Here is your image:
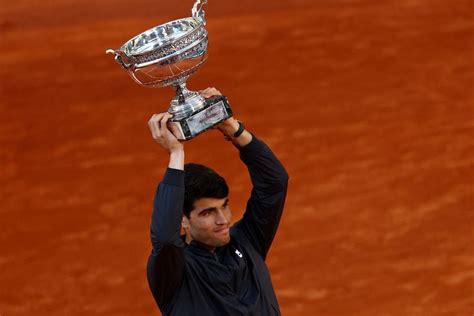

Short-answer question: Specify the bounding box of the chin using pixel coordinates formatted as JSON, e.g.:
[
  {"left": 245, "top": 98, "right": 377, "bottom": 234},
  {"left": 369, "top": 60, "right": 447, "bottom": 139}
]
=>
[{"left": 216, "top": 236, "right": 231, "bottom": 247}]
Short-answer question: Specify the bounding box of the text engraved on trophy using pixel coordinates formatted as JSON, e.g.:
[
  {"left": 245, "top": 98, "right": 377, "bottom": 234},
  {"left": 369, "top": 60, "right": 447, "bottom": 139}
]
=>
[{"left": 186, "top": 101, "right": 228, "bottom": 136}]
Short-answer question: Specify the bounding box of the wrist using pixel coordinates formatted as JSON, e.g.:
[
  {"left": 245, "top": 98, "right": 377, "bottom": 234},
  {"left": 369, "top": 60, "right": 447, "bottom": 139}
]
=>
[
  {"left": 218, "top": 118, "right": 240, "bottom": 138},
  {"left": 232, "top": 121, "right": 245, "bottom": 138},
  {"left": 169, "top": 149, "right": 184, "bottom": 170}
]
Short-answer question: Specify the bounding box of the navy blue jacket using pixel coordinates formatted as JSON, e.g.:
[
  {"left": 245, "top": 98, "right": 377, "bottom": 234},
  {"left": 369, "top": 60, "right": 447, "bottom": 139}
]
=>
[{"left": 147, "top": 136, "right": 289, "bottom": 316}]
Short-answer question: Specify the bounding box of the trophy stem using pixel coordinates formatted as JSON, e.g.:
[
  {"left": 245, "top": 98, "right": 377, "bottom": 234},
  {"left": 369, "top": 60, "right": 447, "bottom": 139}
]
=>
[
  {"left": 169, "top": 81, "right": 206, "bottom": 121},
  {"left": 175, "top": 82, "right": 189, "bottom": 104}
]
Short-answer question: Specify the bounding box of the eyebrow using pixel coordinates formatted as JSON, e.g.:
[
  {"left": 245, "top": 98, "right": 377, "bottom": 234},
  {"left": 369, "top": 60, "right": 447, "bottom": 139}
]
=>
[{"left": 198, "top": 198, "right": 229, "bottom": 215}]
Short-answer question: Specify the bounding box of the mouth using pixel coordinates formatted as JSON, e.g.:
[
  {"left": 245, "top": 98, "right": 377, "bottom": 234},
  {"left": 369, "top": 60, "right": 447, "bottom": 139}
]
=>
[{"left": 214, "top": 227, "right": 229, "bottom": 234}]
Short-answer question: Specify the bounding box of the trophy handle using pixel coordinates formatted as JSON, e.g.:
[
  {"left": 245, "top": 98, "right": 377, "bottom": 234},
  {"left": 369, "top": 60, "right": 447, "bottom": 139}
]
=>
[
  {"left": 106, "top": 49, "right": 136, "bottom": 70},
  {"left": 192, "top": 0, "right": 207, "bottom": 24}
]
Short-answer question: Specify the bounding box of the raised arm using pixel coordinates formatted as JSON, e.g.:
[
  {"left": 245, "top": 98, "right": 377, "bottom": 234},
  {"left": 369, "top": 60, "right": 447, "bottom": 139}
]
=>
[
  {"left": 209, "top": 90, "right": 288, "bottom": 260},
  {"left": 235, "top": 135, "right": 288, "bottom": 259},
  {"left": 146, "top": 113, "right": 186, "bottom": 308}
]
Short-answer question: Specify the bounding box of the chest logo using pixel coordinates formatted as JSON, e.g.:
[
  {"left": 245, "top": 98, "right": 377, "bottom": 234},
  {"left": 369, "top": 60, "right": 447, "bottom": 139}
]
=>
[{"left": 235, "top": 249, "right": 243, "bottom": 258}]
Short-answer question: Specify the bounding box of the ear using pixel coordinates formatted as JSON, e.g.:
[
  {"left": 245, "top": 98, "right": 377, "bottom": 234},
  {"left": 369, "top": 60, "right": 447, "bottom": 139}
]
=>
[{"left": 181, "top": 215, "right": 190, "bottom": 229}]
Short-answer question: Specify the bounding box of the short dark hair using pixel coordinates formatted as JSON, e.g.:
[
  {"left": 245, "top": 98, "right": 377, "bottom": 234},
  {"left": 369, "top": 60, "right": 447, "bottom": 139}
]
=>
[{"left": 183, "top": 163, "right": 229, "bottom": 218}]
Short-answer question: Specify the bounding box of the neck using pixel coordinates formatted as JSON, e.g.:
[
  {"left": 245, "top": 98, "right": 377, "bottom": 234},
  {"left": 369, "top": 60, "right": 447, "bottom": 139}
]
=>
[
  {"left": 185, "top": 234, "right": 216, "bottom": 253},
  {"left": 185, "top": 233, "right": 193, "bottom": 245}
]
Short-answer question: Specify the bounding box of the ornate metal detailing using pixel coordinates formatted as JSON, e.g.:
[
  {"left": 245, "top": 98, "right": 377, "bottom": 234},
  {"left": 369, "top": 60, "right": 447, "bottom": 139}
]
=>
[{"left": 133, "top": 26, "right": 207, "bottom": 66}]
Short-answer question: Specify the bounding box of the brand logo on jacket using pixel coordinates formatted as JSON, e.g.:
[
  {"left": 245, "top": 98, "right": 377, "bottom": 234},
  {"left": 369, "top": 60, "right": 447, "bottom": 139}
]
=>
[{"left": 235, "top": 249, "right": 243, "bottom": 258}]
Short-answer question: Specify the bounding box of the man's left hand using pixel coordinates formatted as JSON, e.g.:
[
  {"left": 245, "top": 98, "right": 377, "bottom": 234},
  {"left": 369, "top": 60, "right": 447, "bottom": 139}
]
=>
[{"left": 198, "top": 87, "right": 239, "bottom": 137}]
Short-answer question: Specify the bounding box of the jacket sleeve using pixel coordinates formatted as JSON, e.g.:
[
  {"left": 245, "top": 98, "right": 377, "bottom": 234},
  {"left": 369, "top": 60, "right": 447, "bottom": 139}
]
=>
[
  {"left": 233, "top": 136, "right": 289, "bottom": 260},
  {"left": 146, "top": 168, "right": 186, "bottom": 308}
]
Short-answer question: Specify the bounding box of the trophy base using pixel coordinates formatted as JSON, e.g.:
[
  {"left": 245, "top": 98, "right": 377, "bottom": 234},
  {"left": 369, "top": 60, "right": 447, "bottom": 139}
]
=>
[{"left": 169, "top": 95, "right": 233, "bottom": 140}]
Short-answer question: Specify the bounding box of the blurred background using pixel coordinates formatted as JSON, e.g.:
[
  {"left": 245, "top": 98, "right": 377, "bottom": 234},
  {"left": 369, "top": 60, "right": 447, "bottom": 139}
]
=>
[{"left": 0, "top": 0, "right": 472, "bottom": 315}]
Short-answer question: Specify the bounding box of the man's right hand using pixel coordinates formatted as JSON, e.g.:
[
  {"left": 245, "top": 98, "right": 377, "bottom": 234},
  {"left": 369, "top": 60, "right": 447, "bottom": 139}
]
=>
[{"left": 148, "top": 113, "right": 184, "bottom": 170}]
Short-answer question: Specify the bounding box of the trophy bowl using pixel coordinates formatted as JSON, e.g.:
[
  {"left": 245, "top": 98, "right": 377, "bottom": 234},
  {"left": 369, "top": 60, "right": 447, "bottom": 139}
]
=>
[
  {"left": 107, "top": 0, "right": 233, "bottom": 140},
  {"left": 107, "top": 17, "right": 208, "bottom": 88}
]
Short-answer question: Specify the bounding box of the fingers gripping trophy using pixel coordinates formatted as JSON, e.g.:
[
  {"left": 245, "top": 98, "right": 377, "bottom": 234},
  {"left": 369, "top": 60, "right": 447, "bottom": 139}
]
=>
[{"left": 106, "top": 0, "right": 232, "bottom": 140}]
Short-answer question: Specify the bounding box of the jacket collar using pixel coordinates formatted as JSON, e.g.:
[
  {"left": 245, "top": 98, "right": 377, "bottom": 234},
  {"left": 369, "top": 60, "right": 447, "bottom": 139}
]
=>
[{"left": 183, "top": 236, "right": 228, "bottom": 259}]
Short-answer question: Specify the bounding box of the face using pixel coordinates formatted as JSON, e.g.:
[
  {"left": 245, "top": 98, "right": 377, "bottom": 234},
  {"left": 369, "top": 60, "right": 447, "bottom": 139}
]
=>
[{"left": 182, "top": 197, "right": 231, "bottom": 251}]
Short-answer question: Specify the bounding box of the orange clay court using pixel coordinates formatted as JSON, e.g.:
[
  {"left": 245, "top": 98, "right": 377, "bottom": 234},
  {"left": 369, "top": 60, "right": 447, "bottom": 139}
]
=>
[{"left": 0, "top": 0, "right": 472, "bottom": 315}]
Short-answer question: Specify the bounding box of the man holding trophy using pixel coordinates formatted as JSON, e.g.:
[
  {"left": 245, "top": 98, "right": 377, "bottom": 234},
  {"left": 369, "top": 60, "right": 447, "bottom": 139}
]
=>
[{"left": 107, "top": 1, "right": 289, "bottom": 315}]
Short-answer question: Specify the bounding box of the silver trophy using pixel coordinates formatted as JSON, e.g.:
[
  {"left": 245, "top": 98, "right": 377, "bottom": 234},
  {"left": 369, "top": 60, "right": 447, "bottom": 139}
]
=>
[{"left": 106, "top": 0, "right": 232, "bottom": 140}]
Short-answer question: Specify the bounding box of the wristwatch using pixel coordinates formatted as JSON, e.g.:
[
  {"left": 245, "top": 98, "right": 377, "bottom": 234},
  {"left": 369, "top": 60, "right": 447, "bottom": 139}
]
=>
[{"left": 233, "top": 121, "right": 245, "bottom": 138}]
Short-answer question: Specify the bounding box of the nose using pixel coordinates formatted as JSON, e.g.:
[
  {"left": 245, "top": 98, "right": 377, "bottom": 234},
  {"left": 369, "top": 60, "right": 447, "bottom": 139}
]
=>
[{"left": 215, "top": 209, "right": 229, "bottom": 225}]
